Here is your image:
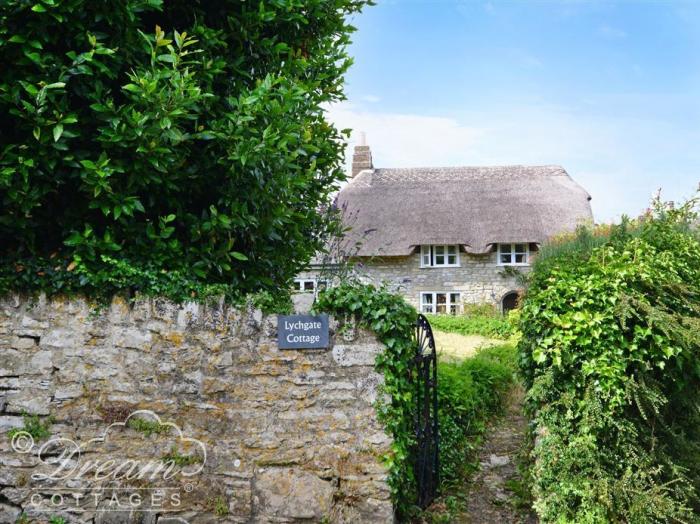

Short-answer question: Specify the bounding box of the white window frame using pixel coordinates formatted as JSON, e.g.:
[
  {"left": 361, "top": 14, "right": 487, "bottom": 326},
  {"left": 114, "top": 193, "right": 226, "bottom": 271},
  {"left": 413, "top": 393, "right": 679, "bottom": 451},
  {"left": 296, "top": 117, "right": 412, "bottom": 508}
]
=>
[
  {"left": 419, "top": 245, "right": 460, "bottom": 268},
  {"left": 419, "top": 291, "right": 462, "bottom": 315},
  {"left": 497, "top": 243, "right": 530, "bottom": 266},
  {"left": 293, "top": 278, "right": 329, "bottom": 294}
]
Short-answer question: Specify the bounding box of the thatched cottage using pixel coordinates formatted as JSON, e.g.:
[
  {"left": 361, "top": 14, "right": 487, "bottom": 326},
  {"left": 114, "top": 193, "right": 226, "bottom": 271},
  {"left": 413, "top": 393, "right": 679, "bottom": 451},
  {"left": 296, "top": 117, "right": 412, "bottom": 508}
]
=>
[{"left": 296, "top": 141, "right": 593, "bottom": 314}]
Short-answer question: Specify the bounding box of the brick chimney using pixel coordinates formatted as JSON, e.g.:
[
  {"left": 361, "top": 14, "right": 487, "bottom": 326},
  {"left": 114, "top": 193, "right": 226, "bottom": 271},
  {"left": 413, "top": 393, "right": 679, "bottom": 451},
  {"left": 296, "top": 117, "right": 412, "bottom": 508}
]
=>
[{"left": 351, "top": 132, "right": 373, "bottom": 177}]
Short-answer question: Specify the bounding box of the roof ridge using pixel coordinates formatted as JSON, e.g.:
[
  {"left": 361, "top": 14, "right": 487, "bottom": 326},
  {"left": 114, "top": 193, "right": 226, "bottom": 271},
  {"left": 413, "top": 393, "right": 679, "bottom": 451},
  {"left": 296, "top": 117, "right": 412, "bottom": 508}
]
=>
[
  {"left": 375, "top": 164, "right": 565, "bottom": 171},
  {"left": 371, "top": 164, "right": 568, "bottom": 176}
]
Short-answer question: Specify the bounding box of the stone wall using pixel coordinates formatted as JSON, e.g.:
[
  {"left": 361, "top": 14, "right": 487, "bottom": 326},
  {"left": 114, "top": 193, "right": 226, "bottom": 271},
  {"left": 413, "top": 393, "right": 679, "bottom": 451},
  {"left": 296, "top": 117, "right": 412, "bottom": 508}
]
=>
[
  {"left": 297, "top": 249, "right": 528, "bottom": 312},
  {"left": 0, "top": 295, "right": 393, "bottom": 523}
]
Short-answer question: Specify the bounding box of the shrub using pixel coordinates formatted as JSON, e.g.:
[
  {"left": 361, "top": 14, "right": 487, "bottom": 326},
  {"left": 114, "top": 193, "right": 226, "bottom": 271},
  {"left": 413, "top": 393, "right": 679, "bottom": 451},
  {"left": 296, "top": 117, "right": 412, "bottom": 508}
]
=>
[
  {"left": 437, "top": 344, "right": 516, "bottom": 484},
  {"left": 0, "top": 0, "right": 370, "bottom": 301},
  {"left": 519, "top": 196, "right": 700, "bottom": 522}
]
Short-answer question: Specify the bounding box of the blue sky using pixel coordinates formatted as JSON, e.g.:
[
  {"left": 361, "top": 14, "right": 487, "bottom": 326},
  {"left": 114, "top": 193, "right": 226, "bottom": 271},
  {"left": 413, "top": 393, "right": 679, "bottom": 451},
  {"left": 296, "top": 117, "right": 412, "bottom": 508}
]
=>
[{"left": 328, "top": 0, "right": 700, "bottom": 222}]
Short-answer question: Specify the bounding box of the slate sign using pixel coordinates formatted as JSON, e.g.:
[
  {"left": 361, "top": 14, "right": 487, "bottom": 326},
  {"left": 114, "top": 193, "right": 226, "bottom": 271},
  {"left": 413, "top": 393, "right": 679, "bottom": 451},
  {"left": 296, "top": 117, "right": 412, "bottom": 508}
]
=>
[{"left": 277, "top": 314, "right": 329, "bottom": 349}]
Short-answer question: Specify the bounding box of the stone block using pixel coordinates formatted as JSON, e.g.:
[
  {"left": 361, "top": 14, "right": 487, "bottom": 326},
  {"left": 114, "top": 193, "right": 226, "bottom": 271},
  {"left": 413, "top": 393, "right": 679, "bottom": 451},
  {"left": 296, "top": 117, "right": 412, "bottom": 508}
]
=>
[
  {"left": 332, "top": 343, "right": 380, "bottom": 367},
  {"left": 255, "top": 468, "right": 334, "bottom": 520}
]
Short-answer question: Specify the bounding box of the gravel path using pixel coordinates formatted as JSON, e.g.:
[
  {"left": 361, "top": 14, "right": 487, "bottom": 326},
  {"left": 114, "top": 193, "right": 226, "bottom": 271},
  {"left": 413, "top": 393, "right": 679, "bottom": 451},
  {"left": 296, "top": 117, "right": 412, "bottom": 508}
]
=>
[{"left": 458, "top": 386, "right": 538, "bottom": 524}]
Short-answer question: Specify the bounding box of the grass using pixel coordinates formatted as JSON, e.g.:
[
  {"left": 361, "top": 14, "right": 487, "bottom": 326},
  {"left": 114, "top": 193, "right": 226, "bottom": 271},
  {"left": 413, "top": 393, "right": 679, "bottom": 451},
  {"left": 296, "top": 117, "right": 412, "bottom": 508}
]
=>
[{"left": 432, "top": 329, "right": 502, "bottom": 361}]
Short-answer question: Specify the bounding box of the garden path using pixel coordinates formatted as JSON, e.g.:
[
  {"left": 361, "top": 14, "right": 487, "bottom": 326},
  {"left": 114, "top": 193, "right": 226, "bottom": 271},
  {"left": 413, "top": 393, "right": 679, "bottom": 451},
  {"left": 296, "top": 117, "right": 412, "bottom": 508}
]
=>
[{"left": 458, "top": 385, "right": 537, "bottom": 523}]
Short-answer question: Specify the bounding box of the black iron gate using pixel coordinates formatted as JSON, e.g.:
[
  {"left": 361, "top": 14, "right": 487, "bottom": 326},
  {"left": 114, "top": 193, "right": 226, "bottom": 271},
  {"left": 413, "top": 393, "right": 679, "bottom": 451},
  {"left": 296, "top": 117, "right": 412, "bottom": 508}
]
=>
[{"left": 411, "top": 314, "right": 439, "bottom": 508}]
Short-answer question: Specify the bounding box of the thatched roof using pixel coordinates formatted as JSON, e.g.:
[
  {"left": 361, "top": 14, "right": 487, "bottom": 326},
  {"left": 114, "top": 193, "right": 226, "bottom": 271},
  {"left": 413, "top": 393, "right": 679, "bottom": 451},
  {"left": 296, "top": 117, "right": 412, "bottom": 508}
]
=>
[{"left": 337, "top": 165, "right": 593, "bottom": 256}]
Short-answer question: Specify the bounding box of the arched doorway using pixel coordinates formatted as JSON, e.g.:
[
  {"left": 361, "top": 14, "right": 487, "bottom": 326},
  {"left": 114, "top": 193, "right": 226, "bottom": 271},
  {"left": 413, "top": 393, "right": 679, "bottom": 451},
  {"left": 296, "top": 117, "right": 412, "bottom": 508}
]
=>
[{"left": 501, "top": 291, "right": 519, "bottom": 314}]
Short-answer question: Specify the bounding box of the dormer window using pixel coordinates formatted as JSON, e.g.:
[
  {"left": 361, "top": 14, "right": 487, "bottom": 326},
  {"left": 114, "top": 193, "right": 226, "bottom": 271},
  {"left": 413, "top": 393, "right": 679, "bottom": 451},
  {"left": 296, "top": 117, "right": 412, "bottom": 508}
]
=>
[
  {"left": 420, "top": 245, "right": 460, "bottom": 268},
  {"left": 497, "top": 243, "right": 529, "bottom": 266}
]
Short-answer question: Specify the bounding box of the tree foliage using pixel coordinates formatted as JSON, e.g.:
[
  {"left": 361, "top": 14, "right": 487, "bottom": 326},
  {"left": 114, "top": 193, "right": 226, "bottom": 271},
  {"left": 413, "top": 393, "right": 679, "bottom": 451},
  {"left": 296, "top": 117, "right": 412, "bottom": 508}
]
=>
[
  {"left": 519, "top": 197, "right": 700, "bottom": 522},
  {"left": 0, "top": 0, "right": 369, "bottom": 299}
]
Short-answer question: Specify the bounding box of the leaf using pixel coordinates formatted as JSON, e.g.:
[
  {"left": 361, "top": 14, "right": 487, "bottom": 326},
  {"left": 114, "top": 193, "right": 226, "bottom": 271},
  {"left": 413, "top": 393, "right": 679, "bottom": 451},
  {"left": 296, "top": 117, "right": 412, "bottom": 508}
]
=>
[
  {"left": 66, "top": 261, "right": 77, "bottom": 272},
  {"left": 232, "top": 252, "right": 248, "bottom": 261},
  {"left": 31, "top": 4, "right": 47, "bottom": 12},
  {"left": 33, "top": 127, "right": 41, "bottom": 140},
  {"left": 53, "top": 124, "right": 63, "bottom": 142}
]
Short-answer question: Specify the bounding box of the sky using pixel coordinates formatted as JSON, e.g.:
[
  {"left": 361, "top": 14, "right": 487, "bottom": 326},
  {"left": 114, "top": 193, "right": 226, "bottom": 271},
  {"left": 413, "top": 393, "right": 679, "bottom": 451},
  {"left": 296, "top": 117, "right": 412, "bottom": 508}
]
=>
[{"left": 328, "top": 0, "right": 700, "bottom": 222}]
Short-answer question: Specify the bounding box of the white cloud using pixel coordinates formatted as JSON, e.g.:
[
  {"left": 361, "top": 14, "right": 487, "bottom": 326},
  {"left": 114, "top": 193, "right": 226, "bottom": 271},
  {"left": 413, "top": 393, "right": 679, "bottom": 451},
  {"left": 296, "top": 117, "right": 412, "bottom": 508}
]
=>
[{"left": 326, "top": 101, "right": 700, "bottom": 223}]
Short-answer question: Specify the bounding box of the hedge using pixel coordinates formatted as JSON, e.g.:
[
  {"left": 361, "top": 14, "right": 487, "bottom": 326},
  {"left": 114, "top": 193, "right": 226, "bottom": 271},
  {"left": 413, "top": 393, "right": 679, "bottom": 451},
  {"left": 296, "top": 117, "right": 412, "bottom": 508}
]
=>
[{"left": 519, "top": 197, "right": 700, "bottom": 522}]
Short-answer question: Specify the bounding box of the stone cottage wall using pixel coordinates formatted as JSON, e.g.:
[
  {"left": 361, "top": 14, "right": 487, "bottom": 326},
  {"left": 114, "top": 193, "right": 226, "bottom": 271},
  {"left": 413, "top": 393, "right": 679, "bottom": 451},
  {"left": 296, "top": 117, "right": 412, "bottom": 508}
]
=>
[
  {"left": 297, "top": 249, "right": 527, "bottom": 311},
  {"left": 0, "top": 295, "right": 393, "bottom": 524}
]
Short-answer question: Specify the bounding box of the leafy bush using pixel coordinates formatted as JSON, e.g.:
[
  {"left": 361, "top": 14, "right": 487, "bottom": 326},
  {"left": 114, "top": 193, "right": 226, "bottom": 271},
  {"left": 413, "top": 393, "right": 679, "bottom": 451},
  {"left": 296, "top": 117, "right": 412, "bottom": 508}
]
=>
[
  {"left": 519, "top": 196, "right": 700, "bottom": 523},
  {"left": 0, "top": 0, "right": 370, "bottom": 301},
  {"left": 427, "top": 305, "right": 516, "bottom": 339},
  {"left": 437, "top": 344, "right": 516, "bottom": 484}
]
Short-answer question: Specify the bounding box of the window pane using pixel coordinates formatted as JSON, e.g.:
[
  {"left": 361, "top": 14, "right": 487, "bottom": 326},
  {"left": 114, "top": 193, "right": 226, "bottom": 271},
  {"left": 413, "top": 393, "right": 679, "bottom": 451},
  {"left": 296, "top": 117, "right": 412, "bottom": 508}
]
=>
[
  {"left": 447, "top": 254, "right": 457, "bottom": 265},
  {"left": 447, "top": 245, "right": 457, "bottom": 255},
  {"left": 436, "top": 293, "right": 447, "bottom": 304},
  {"left": 435, "top": 246, "right": 445, "bottom": 255},
  {"left": 436, "top": 304, "right": 447, "bottom": 314},
  {"left": 500, "top": 254, "right": 512, "bottom": 264},
  {"left": 422, "top": 254, "right": 431, "bottom": 266},
  {"left": 449, "top": 305, "right": 458, "bottom": 315},
  {"left": 422, "top": 293, "right": 433, "bottom": 304},
  {"left": 293, "top": 281, "right": 301, "bottom": 291},
  {"left": 450, "top": 293, "right": 460, "bottom": 303},
  {"left": 500, "top": 244, "right": 513, "bottom": 255},
  {"left": 515, "top": 243, "right": 526, "bottom": 253},
  {"left": 422, "top": 304, "right": 434, "bottom": 313},
  {"left": 303, "top": 281, "right": 314, "bottom": 291},
  {"left": 317, "top": 281, "right": 328, "bottom": 291},
  {"left": 515, "top": 254, "right": 526, "bottom": 264},
  {"left": 435, "top": 254, "right": 445, "bottom": 265}
]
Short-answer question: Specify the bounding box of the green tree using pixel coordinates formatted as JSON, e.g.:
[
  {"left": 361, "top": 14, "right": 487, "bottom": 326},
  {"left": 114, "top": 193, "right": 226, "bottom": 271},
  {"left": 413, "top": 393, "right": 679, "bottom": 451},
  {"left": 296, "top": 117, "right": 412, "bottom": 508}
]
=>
[{"left": 0, "top": 0, "right": 369, "bottom": 299}]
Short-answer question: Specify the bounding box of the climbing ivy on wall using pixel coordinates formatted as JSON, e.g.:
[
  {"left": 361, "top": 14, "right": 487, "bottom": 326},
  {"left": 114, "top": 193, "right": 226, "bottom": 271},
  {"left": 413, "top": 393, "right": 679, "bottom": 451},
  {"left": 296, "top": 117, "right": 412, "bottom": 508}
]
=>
[{"left": 314, "top": 282, "right": 419, "bottom": 516}]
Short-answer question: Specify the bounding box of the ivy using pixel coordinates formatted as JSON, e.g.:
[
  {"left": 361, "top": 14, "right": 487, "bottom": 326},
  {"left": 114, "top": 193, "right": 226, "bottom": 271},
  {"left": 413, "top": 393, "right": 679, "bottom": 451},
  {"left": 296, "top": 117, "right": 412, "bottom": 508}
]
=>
[{"left": 314, "top": 282, "right": 419, "bottom": 516}]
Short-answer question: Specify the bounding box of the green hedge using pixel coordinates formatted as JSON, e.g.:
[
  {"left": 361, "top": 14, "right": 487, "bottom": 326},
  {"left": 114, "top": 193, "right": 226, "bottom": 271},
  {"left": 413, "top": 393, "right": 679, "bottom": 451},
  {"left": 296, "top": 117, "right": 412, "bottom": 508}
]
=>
[{"left": 519, "top": 198, "right": 700, "bottom": 523}]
